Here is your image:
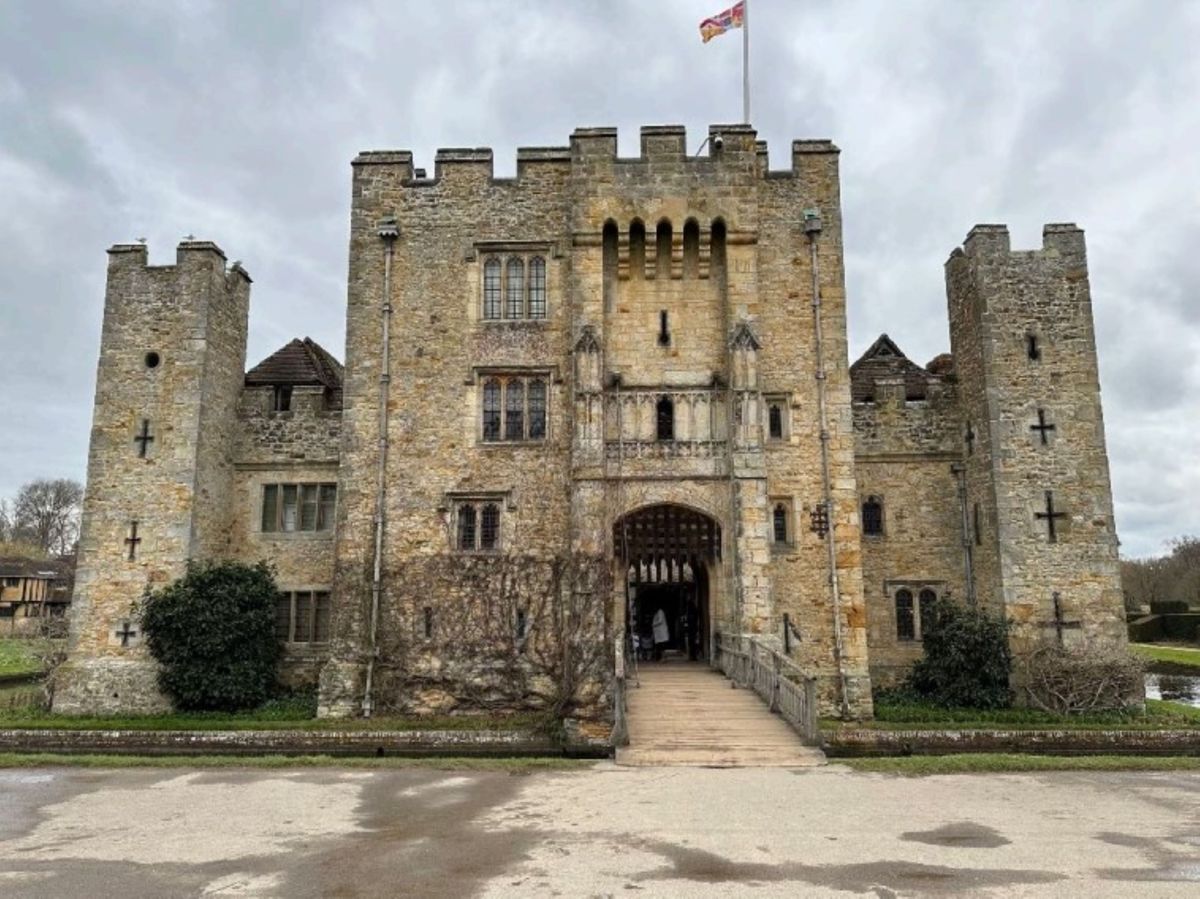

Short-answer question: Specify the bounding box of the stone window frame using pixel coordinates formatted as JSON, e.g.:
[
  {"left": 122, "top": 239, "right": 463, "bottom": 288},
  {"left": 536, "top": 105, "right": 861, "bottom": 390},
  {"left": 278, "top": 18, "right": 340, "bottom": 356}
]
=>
[
  {"left": 447, "top": 492, "right": 510, "bottom": 554},
  {"left": 888, "top": 581, "right": 944, "bottom": 643},
  {"left": 770, "top": 497, "right": 795, "bottom": 550},
  {"left": 764, "top": 394, "right": 790, "bottom": 442},
  {"left": 260, "top": 482, "right": 337, "bottom": 534},
  {"left": 861, "top": 495, "right": 884, "bottom": 537},
  {"left": 275, "top": 589, "right": 332, "bottom": 645},
  {"left": 477, "top": 244, "right": 552, "bottom": 322},
  {"left": 475, "top": 369, "right": 552, "bottom": 445}
]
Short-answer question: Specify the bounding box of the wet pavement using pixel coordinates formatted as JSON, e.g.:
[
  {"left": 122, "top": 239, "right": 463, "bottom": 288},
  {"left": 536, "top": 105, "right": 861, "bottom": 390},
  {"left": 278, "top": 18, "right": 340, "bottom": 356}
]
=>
[{"left": 0, "top": 763, "right": 1198, "bottom": 896}]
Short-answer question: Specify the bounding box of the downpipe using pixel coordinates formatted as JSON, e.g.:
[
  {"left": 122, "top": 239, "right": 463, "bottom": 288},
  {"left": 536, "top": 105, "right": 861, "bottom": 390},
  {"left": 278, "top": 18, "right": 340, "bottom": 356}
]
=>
[
  {"left": 806, "top": 211, "right": 851, "bottom": 718},
  {"left": 363, "top": 216, "right": 399, "bottom": 718}
]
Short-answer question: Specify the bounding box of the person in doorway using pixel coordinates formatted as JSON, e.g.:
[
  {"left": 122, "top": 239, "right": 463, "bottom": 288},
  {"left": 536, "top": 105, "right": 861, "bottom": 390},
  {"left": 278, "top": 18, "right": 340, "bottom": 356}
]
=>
[{"left": 652, "top": 607, "right": 670, "bottom": 661}]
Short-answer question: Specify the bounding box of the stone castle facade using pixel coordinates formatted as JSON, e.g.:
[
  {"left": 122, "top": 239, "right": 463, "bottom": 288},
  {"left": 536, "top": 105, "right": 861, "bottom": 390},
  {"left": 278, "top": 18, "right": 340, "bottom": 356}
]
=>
[{"left": 54, "top": 124, "right": 1129, "bottom": 719}]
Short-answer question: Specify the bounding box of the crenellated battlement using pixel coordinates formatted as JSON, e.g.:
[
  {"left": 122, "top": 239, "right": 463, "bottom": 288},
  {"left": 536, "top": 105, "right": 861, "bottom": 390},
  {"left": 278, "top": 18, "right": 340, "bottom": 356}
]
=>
[
  {"left": 950, "top": 223, "right": 1086, "bottom": 264},
  {"left": 351, "top": 124, "right": 839, "bottom": 189},
  {"left": 105, "top": 240, "right": 252, "bottom": 284}
]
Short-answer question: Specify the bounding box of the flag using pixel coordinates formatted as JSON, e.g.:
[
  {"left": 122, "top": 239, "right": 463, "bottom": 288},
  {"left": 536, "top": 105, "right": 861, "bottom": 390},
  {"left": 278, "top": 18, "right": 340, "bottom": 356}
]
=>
[{"left": 699, "top": 1, "right": 745, "bottom": 43}]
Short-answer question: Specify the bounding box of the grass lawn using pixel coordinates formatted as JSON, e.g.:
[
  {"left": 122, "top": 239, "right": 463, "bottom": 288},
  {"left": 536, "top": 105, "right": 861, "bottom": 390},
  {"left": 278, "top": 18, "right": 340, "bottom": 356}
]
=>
[
  {"left": 0, "top": 752, "right": 591, "bottom": 771},
  {"left": 840, "top": 753, "right": 1200, "bottom": 776},
  {"left": 0, "top": 697, "right": 555, "bottom": 733},
  {"left": 1132, "top": 642, "right": 1200, "bottom": 672},
  {"left": 823, "top": 698, "right": 1200, "bottom": 732},
  {"left": 0, "top": 638, "right": 53, "bottom": 679}
]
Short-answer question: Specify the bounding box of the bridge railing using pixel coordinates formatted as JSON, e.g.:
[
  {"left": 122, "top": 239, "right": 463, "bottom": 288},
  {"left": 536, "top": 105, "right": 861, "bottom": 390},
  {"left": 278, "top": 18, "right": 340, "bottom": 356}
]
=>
[
  {"left": 611, "top": 635, "right": 630, "bottom": 747},
  {"left": 713, "top": 632, "right": 819, "bottom": 745}
]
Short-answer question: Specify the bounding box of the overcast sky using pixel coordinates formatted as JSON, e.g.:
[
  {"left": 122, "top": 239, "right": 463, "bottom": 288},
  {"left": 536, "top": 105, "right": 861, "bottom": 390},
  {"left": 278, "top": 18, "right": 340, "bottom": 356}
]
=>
[{"left": 1, "top": 0, "right": 1196, "bottom": 558}]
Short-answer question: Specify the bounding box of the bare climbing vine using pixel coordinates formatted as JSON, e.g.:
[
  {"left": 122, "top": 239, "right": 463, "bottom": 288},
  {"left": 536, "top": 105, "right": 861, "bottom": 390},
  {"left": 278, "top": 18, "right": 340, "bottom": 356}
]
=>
[{"left": 370, "top": 553, "right": 613, "bottom": 719}]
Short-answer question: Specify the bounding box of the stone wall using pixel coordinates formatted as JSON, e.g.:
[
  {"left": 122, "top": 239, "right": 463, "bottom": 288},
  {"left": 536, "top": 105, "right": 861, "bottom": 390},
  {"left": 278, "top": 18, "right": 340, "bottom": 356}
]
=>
[
  {"left": 854, "top": 383, "right": 965, "bottom": 686},
  {"left": 231, "top": 384, "right": 342, "bottom": 688},
  {"left": 322, "top": 142, "right": 577, "bottom": 717}
]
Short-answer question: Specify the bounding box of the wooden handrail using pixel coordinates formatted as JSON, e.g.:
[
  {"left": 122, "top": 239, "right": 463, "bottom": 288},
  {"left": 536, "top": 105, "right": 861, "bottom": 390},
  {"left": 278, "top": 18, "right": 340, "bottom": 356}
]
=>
[{"left": 713, "top": 631, "right": 819, "bottom": 744}]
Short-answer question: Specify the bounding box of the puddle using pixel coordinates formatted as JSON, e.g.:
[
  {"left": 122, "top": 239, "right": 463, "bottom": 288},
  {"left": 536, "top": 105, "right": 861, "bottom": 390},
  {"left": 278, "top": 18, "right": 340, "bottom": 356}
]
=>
[{"left": 900, "top": 822, "right": 1010, "bottom": 849}]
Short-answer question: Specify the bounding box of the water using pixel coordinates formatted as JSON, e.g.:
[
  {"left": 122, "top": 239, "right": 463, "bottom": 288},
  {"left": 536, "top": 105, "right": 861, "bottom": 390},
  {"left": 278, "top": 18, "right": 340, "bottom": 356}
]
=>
[{"left": 1145, "top": 672, "right": 1200, "bottom": 708}]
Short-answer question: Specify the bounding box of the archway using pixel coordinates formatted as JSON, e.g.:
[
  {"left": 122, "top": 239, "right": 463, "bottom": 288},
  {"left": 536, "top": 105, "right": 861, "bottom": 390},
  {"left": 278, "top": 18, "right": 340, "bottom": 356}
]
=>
[{"left": 612, "top": 504, "right": 721, "bottom": 663}]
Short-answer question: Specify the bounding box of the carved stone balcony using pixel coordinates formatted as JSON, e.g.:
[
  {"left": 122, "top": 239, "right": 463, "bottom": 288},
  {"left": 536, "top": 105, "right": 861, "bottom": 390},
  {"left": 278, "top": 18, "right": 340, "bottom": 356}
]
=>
[{"left": 595, "top": 387, "right": 731, "bottom": 478}]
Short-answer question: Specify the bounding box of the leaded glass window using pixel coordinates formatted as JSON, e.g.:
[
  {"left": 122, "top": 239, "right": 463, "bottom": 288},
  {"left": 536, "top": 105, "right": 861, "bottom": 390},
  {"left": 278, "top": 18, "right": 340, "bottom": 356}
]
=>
[
  {"left": 896, "top": 589, "right": 915, "bottom": 641},
  {"left": 481, "top": 503, "right": 500, "bottom": 550},
  {"left": 918, "top": 588, "right": 937, "bottom": 639},
  {"left": 506, "top": 257, "right": 525, "bottom": 318},
  {"left": 479, "top": 374, "right": 547, "bottom": 443},
  {"left": 505, "top": 379, "right": 525, "bottom": 441},
  {"left": 482, "top": 379, "right": 502, "bottom": 441},
  {"left": 528, "top": 257, "right": 546, "bottom": 318},
  {"left": 862, "top": 496, "right": 883, "bottom": 536},
  {"left": 458, "top": 504, "right": 477, "bottom": 550},
  {"left": 483, "top": 258, "right": 501, "bottom": 319},
  {"left": 773, "top": 504, "right": 789, "bottom": 544},
  {"left": 528, "top": 379, "right": 546, "bottom": 439}
]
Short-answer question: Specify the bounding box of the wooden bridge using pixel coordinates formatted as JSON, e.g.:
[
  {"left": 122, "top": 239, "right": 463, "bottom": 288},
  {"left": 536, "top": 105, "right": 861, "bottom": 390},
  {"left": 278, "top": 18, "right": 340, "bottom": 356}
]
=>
[{"left": 614, "top": 637, "right": 826, "bottom": 768}]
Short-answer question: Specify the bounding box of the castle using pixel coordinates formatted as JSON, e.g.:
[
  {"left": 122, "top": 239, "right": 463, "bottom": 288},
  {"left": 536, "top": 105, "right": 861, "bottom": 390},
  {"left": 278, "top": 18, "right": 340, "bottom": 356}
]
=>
[{"left": 54, "top": 124, "right": 1129, "bottom": 720}]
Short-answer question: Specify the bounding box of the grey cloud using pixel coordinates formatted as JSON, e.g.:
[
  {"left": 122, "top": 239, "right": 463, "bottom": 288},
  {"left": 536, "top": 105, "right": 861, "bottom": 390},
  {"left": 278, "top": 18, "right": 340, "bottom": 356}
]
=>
[{"left": 0, "top": 0, "right": 1196, "bottom": 558}]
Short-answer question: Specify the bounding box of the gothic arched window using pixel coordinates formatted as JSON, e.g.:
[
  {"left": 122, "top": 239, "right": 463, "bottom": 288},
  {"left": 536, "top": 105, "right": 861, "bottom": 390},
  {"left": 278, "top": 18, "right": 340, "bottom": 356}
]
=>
[
  {"left": 773, "top": 504, "right": 789, "bottom": 545},
  {"left": 918, "top": 588, "right": 937, "bottom": 639},
  {"left": 505, "top": 379, "right": 525, "bottom": 441},
  {"left": 896, "top": 589, "right": 915, "bottom": 641},
  {"left": 482, "top": 379, "right": 502, "bottom": 441},
  {"left": 862, "top": 496, "right": 883, "bottom": 536},
  {"left": 480, "top": 503, "right": 501, "bottom": 550},
  {"left": 527, "top": 379, "right": 546, "bottom": 439},
  {"left": 483, "top": 258, "right": 501, "bottom": 320},
  {"left": 505, "top": 257, "right": 525, "bottom": 318},
  {"left": 458, "top": 505, "right": 477, "bottom": 551}
]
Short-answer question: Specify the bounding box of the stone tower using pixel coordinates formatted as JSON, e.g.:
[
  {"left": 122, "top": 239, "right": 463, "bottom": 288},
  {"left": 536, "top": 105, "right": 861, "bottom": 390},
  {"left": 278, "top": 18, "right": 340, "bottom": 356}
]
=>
[
  {"left": 54, "top": 241, "right": 250, "bottom": 713},
  {"left": 946, "top": 224, "right": 1127, "bottom": 668}
]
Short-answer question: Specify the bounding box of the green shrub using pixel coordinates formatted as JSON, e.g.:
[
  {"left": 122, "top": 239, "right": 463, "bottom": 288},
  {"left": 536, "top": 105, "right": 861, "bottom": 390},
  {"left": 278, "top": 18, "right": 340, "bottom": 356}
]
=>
[
  {"left": 140, "top": 561, "right": 282, "bottom": 712},
  {"left": 907, "top": 598, "right": 1012, "bottom": 709}
]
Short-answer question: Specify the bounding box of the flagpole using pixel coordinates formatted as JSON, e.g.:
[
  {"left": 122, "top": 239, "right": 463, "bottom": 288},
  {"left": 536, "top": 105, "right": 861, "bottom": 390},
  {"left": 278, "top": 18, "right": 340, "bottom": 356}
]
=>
[{"left": 742, "top": 0, "right": 750, "bottom": 124}]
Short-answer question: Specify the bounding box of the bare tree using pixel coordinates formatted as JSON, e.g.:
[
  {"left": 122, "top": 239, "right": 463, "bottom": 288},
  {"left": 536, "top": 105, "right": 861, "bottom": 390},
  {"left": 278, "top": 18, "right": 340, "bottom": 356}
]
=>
[
  {"left": 1122, "top": 535, "right": 1200, "bottom": 610},
  {"left": 0, "top": 498, "right": 11, "bottom": 543},
  {"left": 12, "top": 479, "right": 83, "bottom": 556}
]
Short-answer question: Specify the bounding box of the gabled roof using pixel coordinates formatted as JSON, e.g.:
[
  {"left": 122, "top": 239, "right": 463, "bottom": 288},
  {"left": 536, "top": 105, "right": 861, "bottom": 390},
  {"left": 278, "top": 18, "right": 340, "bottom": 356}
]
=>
[
  {"left": 849, "top": 333, "right": 949, "bottom": 403},
  {"left": 245, "top": 338, "right": 344, "bottom": 389}
]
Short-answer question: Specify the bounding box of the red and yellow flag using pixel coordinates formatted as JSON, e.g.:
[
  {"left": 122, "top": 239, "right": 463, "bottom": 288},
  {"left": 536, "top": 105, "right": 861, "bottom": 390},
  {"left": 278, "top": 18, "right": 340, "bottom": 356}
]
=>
[{"left": 699, "top": 1, "right": 745, "bottom": 43}]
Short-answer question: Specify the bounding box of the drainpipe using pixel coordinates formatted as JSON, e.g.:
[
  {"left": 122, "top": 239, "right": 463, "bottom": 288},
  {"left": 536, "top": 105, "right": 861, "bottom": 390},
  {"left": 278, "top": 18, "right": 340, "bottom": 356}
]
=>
[
  {"left": 363, "top": 215, "right": 399, "bottom": 718},
  {"left": 806, "top": 209, "right": 851, "bottom": 718},
  {"left": 952, "top": 462, "right": 976, "bottom": 606}
]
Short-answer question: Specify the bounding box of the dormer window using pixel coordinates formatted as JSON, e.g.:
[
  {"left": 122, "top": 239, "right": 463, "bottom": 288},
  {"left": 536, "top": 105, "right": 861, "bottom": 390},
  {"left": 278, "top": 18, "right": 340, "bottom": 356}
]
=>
[{"left": 272, "top": 385, "right": 292, "bottom": 413}]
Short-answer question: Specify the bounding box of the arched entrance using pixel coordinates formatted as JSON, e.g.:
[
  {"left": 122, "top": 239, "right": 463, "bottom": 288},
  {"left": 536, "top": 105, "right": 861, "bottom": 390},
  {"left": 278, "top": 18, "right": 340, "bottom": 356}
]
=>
[{"left": 613, "top": 504, "right": 722, "bottom": 663}]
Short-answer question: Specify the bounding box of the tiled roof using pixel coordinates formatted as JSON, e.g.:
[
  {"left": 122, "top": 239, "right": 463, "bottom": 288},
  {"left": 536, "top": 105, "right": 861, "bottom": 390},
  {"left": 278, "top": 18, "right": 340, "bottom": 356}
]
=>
[
  {"left": 849, "top": 334, "right": 949, "bottom": 403},
  {"left": 0, "top": 557, "right": 69, "bottom": 579},
  {"left": 245, "top": 338, "right": 344, "bottom": 389}
]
